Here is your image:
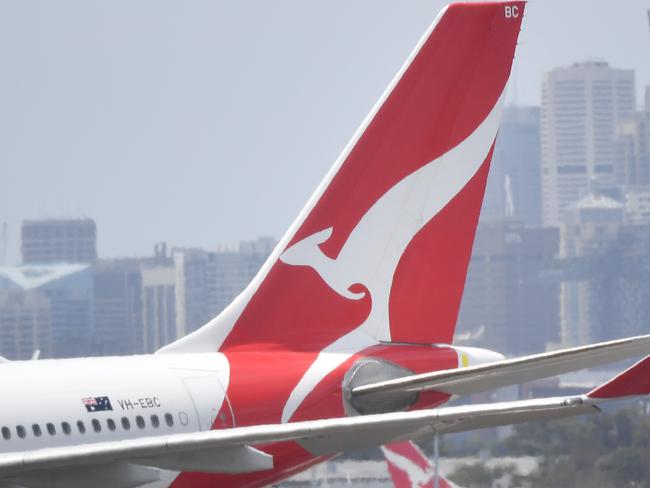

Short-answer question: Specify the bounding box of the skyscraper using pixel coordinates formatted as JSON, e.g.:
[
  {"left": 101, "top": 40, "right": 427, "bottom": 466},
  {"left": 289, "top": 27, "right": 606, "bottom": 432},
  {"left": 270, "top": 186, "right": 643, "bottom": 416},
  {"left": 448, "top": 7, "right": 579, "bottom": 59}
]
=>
[
  {"left": 615, "top": 88, "right": 650, "bottom": 225},
  {"left": 141, "top": 244, "right": 177, "bottom": 353},
  {"left": 0, "top": 291, "right": 51, "bottom": 360},
  {"left": 541, "top": 62, "right": 635, "bottom": 226},
  {"left": 92, "top": 259, "right": 144, "bottom": 356},
  {"left": 457, "top": 221, "right": 560, "bottom": 355},
  {"left": 559, "top": 192, "right": 625, "bottom": 347},
  {"left": 21, "top": 219, "right": 97, "bottom": 264},
  {"left": 482, "top": 106, "right": 542, "bottom": 226},
  {"left": 141, "top": 264, "right": 176, "bottom": 353},
  {"left": 174, "top": 237, "right": 275, "bottom": 336},
  {"left": 615, "top": 110, "right": 650, "bottom": 187},
  {"left": 0, "top": 264, "right": 92, "bottom": 358}
]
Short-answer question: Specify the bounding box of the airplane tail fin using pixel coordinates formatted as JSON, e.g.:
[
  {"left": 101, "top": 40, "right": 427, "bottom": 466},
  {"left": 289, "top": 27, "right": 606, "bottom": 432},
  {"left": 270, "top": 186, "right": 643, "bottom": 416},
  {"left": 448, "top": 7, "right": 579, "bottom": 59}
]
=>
[
  {"left": 160, "top": 2, "right": 525, "bottom": 354},
  {"left": 382, "top": 441, "right": 457, "bottom": 488}
]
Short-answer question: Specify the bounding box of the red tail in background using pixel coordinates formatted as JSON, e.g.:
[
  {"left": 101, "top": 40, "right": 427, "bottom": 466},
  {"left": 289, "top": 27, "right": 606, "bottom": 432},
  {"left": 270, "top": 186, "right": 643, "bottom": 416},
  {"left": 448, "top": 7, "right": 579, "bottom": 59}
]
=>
[{"left": 383, "top": 441, "right": 456, "bottom": 488}]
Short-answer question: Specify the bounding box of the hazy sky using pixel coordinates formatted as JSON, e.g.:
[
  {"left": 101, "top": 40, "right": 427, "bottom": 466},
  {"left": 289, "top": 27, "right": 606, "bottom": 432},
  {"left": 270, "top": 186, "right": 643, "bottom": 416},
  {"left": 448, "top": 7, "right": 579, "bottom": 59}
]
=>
[{"left": 1, "top": 0, "right": 649, "bottom": 265}]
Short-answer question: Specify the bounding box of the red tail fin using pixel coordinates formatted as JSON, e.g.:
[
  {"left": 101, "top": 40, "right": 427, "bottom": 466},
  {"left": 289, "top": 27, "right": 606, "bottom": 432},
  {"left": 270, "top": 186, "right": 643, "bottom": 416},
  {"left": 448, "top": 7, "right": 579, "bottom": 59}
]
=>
[
  {"left": 588, "top": 355, "right": 650, "bottom": 399},
  {"left": 161, "top": 2, "right": 525, "bottom": 354},
  {"left": 382, "top": 441, "right": 456, "bottom": 488}
]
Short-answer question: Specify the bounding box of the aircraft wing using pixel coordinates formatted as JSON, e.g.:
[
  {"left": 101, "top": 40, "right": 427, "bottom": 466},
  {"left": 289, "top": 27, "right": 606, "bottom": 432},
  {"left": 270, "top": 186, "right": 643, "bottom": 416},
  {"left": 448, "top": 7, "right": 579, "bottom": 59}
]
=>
[
  {"left": 1, "top": 356, "right": 649, "bottom": 485},
  {"left": 351, "top": 334, "right": 650, "bottom": 400}
]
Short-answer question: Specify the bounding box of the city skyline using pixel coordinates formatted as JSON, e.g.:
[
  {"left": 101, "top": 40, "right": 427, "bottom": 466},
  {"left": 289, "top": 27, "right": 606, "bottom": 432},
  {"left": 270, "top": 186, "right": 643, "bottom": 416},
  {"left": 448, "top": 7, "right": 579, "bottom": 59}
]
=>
[
  {"left": 0, "top": 230, "right": 277, "bottom": 359},
  {"left": 1, "top": 0, "right": 649, "bottom": 265}
]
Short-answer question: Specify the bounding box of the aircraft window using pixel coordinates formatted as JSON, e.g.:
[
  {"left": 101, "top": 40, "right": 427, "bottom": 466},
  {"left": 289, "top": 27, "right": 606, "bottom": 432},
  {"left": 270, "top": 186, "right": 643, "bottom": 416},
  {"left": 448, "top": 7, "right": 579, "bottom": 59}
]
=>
[
  {"left": 107, "top": 418, "right": 116, "bottom": 431},
  {"left": 77, "top": 421, "right": 86, "bottom": 434},
  {"left": 150, "top": 414, "right": 160, "bottom": 428},
  {"left": 16, "top": 426, "right": 26, "bottom": 439},
  {"left": 165, "top": 413, "right": 174, "bottom": 427},
  {"left": 135, "top": 416, "right": 145, "bottom": 429},
  {"left": 92, "top": 419, "right": 101, "bottom": 433},
  {"left": 61, "top": 422, "right": 71, "bottom": 435},
  {"left": 121, "top": 417, "right": 131, "bottom": 430},
  {"left": 32, "top": 424, "right": 42, "bottom": 437},
  {"left": 46, "top": 423, "right": 56, "bottom": 436},
  {"left": 179, "top": 411, "right": 189, "bottom": 426},
  {"left": 1, "top": 427, "right": 10, "bottom": 440}
]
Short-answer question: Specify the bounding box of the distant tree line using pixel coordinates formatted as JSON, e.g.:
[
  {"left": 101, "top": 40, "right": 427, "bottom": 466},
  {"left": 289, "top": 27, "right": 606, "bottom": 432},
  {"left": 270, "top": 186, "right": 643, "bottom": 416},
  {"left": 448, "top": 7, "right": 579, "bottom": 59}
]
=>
[{"left": 448, "top": 403, "right": 650, "bottom": 488}]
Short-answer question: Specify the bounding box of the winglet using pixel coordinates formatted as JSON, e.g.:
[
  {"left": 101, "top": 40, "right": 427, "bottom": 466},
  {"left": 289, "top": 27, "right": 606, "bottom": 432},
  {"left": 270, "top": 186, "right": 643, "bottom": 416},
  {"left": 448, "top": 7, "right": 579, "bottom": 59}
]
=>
[{"left": 587, "top": 355, "right": 650, "bottom": 399}]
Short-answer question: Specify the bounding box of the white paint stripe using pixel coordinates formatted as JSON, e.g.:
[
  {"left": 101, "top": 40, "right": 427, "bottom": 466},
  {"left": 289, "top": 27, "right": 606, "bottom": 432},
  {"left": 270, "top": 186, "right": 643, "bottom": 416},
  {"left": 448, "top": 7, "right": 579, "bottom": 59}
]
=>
[
  {"left": 281, "top": 89, "right": 506, "bottom": 343},
  {"left": 281, "top": 328, "right": 376, "bottom": 423},
  {"left": 280, "top": 87, "right": 507, "bottom": 423},
  {"left": 382, "top": 446, "right": 435, "bottom": 488}
]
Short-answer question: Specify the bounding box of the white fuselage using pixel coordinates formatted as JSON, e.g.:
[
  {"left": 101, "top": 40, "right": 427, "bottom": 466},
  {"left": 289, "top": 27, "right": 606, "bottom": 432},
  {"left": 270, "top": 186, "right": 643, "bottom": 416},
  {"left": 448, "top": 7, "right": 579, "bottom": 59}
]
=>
[{"left": 0, "top": 354, "right": 231, "bottom": 457}]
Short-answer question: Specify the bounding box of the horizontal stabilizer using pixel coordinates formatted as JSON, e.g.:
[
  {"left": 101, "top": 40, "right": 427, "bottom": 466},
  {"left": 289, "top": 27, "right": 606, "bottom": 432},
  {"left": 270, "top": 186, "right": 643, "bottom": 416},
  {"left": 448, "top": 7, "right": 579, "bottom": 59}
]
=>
[
  {"left": 351, "top": 334, "right": 650, "bottom": 399},
  {"left": 588, "top": 355, "right": 650, "bottom": 399}
]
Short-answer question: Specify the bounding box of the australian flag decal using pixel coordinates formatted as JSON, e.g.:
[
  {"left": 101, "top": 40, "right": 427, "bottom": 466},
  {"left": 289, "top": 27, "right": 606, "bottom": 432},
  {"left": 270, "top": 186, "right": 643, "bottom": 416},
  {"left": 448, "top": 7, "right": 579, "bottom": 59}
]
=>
[{"left": 82, "top": 396, "right": 113, "bottom": 412}]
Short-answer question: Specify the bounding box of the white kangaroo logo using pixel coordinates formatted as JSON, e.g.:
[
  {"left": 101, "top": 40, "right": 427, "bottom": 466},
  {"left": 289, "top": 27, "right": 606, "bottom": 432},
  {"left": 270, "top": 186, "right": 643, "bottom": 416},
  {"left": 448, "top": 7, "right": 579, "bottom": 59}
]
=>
[
  {"left": 381, "top": 444, "right": 435, "bottom": 488},
  {"left": 279, "top": 91, "right": 506, "bottom": 423}
]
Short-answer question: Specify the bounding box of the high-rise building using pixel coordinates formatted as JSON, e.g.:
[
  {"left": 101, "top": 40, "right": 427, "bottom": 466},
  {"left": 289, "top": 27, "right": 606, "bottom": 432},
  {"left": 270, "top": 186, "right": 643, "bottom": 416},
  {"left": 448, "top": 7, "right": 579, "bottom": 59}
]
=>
[
  {"left": 456, "top": 221, "right": 560, "bottom": 355},
  {"left": 615, "top": 88, "right": 650, "bottom": 226},
  {"left": 141, "top": 244, "right": 176, "bottom": 353},
  {"left": 0, "top": 291, "right": 51, "bottom": 360},
  {"left": 615, "top": 110, "right": 650, "bottom": 187},
  {"left": 560, "top": 192, "right": 625, "bottom": 259},
  {"left": 0, "top": 264, "right": 92, "bottom": 358},
  {"left": 624, "top": 187, "right": 650, "bottom": 225},
  {"left": 92, "top": 259, "right": 145, "bottom": 356},
  {"left": 173, "top": 249, "right": 210, "bottom": 338},
  {"left": 207, "top": 237, "right": 276, "bottom": 316},
  {"left": 142, "top": 265, "right": 176, "bottom": 353},
  {"left": 541, "top": 61, "right": 635, "bottom": 226},
  {"left": 557, "top": 222, "right": 650, "bottom": 348},
  {"left": 559, "top": 192, "right": 624, "bottom": 347},
  {"left": 482, "top": 106, "right": 542, "bottom": 226},
  {"left": 588, "top": 224, "right": 650, "bottom": 343},
  {"left": 174, "top": 237, "right": 275, "bottom": 335},
  {"left": 21, "top": 219, "right": 97, "bottom": 264}
]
